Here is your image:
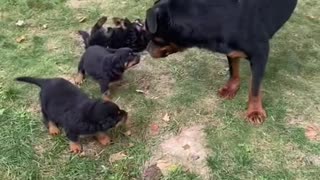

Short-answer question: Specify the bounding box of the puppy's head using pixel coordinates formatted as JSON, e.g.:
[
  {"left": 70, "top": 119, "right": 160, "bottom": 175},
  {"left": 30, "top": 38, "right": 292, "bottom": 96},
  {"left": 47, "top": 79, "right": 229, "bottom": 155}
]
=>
[
  {"left": 91, "top": 101, "right": 128, "bottom": 130},
  {"left": 145, "top": 1, "right": 185, "bottom": 58},
  {"left": 109, "top": 17, "right": 149, "bottom": 52},
  {"left": 112, "top": 48, "right": 141, "bottom": 70}
]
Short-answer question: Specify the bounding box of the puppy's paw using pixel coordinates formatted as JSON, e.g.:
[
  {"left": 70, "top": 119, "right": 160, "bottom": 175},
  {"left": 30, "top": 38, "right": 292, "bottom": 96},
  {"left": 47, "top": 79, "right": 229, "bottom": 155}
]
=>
[
  {"left": 96, "top": 134, "right": 112, "bottom": 146},
  {"left": 48, "top": 121, "right": 60, "bottom": 136},
  {"left": 70, "top": 142, "right": 82, "bottom": 154},
  {"left": 74, "top": 73, "right": 84, "bottom": 85}
]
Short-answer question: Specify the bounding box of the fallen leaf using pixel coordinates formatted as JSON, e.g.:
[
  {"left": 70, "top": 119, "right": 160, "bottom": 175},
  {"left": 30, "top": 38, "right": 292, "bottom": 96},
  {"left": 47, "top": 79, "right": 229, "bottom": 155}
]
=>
[
  {"left": 124, "top": 130, "right": 132, "bottom": 136},
  {"left": 306, "top": 15, "right": 316, "bottom": 20},
  {"left": 182, "top": 144, "right": 190, "bottom": 150},
  {"left": 190, "top": 154, "right": 200, "bottom": 161},
  {"left": 162, "top": 113, "right": 170, "bottom": 122},
  {"left": 128, "top": 143, "right": 135, "bottom": 148},
  {"left": 305, "top": 125, "right": 320, "bottom": 141},
  {"left": 109, "top": 151, "right": 127, "bottom": 163},
  {"left": 143, "top": 164, "right": 162, "bottom": 180},
  {"left": 136, "top": 89, "right": 145, "bottom": 94},
  {"left": 15, "top": 20, "right": 25, "bottom": 27},
  {"left": 78, "top": 17, "right": 87, "bottom": 23},
  {"left": 150, "top": 123, "right": 160, "bottom": 136},
  {"left": 16, "top": 36, "right": 26, "bottom": 43},
  {"left": 79, "top": 151, "right": 86, "bottom": 157}
]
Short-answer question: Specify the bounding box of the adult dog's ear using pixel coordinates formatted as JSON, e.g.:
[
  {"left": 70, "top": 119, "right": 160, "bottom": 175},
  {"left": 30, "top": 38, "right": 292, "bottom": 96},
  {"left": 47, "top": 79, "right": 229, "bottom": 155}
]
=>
[{"left": 146, "top": 7, "right": 159, "bottom": 34}]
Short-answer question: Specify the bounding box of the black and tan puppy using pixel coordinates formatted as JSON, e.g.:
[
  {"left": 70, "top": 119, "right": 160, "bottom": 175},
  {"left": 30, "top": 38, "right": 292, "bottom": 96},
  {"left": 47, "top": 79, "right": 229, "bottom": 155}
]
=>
[
  {"left": 75, "top": 46, "right": 140, "bottom": 101},
  {"left": 16, "top": 77, "right": 128, "bottom": 153},
  {"left": 78, "top": 16, "right": 149, "bottom": 52},
  {"left": 145, "top": 0, "right": 297, "bottom": 124}
]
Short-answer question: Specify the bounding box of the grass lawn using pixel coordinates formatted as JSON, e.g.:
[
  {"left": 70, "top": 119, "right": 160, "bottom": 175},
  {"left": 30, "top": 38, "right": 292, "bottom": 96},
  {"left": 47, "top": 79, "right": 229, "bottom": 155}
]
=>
[{"left": 1, "top": 0, "right": 320, "bottom": 179}]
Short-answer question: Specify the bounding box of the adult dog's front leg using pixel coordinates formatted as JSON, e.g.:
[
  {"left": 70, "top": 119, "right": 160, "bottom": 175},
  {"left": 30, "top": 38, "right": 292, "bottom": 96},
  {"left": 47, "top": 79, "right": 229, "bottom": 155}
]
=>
[
  {"left": 246, "top": 42, "right": 269, "bottom": 125},
  {"left": 218, "top": 56, "right": 241, "bottom": 99}
]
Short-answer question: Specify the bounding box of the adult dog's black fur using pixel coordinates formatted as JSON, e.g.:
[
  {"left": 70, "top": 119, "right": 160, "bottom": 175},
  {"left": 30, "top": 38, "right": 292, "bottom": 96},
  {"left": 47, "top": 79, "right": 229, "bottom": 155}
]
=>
[
  {"left": 75, "top": 46, "right": 140, "bottom": 100},
  {"left": 78, "top": 16, "right": 149, "bottom": 52},
  {"left": 16, "top": 77, "right": 128, "bottom": 153},
  {"left": 145, "top": 0, "right": 298, "bottom": 124}
]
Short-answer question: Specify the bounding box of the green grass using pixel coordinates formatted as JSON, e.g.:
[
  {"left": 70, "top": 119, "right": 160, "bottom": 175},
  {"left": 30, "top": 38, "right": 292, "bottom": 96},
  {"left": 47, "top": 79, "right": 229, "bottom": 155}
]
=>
[{"left": 1, "top": 0, "right": 320, "bottom": 179}]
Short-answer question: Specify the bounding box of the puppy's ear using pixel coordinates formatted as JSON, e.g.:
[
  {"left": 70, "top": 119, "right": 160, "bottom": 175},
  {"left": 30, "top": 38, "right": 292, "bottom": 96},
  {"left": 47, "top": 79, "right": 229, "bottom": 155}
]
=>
[
  {"left": 146, "top": 7, "right": 159, "bottom": 34},
  {"left": 122, "top": 18, "right": 132, "bottom": 29}
]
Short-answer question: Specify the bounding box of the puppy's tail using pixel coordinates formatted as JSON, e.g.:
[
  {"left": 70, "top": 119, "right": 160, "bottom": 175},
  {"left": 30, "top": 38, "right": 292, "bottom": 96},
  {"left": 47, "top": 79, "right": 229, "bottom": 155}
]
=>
[
  {"left": 15, "top": 76, "right": 47, "bottom": 88},
  {"left": 91, "top": 16, "right": 108, "bottom": 34},
  {"left": 78, "top": 30, "right": 90, "bottom": 49}
]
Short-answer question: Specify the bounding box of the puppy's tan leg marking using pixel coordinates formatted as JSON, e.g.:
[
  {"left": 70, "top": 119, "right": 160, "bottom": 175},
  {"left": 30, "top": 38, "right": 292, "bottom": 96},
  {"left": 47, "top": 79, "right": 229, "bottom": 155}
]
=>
[
  {"left": 96, "top": 133, "right": 112, "bottom": 146},
  {"left": 74, "top": 73, "right": 84, "bottom": 85},
  {"left": 69, "top": 142, "right": 82, "bottom": 153},
  {"left": 102, "top": 90, "right": 111, "bottom": 101},
  {"left": 48, "top": 121, "right": 60, "bottom": 136}
]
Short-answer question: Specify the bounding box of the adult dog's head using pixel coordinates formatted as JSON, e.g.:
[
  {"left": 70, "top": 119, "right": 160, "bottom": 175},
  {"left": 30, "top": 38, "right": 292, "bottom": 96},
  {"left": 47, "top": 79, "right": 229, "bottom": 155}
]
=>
[{"left": 145, "top": 0, "right": 186, "bottom": 58}]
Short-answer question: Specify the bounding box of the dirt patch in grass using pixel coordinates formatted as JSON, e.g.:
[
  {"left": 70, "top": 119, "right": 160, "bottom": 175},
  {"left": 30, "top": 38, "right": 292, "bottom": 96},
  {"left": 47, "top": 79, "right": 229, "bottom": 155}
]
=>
[
  {"left": 134, "top": 59, "right": 176, "bottom": 100},
  {"left": 145, "top": 125, "right": 211, "bottom": 179}
]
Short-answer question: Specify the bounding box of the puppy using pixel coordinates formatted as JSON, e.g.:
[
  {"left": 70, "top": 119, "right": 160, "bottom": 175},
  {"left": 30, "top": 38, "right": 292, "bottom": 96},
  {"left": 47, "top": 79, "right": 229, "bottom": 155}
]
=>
[
  {"left": 145, "top": 0, "right": 298, "bottom": 124},
  {"left": 75, "top": 46, "right": 140, "bottom": 101},
  {"left": 16, "top": 77, "right": 128, "bottom": 153},
  {"left": 78, "top": 16, "right": 149, "bottom": 52}
]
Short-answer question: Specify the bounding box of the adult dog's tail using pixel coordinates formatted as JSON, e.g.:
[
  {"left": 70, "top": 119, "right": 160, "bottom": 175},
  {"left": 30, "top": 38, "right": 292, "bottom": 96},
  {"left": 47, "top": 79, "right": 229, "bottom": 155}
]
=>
[{"left": 15, "top": 76, "right": 47, "bottom": 88}]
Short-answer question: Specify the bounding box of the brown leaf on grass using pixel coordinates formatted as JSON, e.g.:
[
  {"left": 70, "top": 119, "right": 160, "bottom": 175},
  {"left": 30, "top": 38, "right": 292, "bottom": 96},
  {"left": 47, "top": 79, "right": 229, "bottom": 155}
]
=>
[
  {"left": 306, "top": 15, "right": 317, "bottom": 20},
  {"left": 182, "top": 144, "right": 190, "bottom": 150},
  {"left": 305, "top": 125, "right": 320, "bottom": 141},
  {"left": 109, "top": 151, "right": 127, "bottom": 163},
  {"left": 78, "top": 17, "right": 87, "bottom": 23},
  {"left": 16, "top": 36, "right": 26, "bottom": 43},
  {"left": 162, "top": 113, "right": 170, "bottom": 122},
  {"left": 124, "top": 130, "right": 132, "bottom": 136},
  {"left": 143, "top": 164, "right": 162, "bottom": 180},
  {"left": 128, "top": 143, "right": 135, "bottom": 148},
  {"left": 150, "top": 123, "right": 160, "bottom": 136}
]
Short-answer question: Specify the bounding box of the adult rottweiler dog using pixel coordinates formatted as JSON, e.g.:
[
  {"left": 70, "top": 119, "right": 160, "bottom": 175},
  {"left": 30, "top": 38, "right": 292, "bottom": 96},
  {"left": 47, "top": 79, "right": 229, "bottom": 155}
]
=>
[
  {"left": 145, "top": 0, "right": 298, "bottom": 124},
  {"left": 78, "top": 16, "right": 149, "bottom": 52},
  {"left": 75, "top": 46, "right": 140, "bottom": 101},
  {"left": 16, "top": 77, "right": 128, "bottom": 153}
]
